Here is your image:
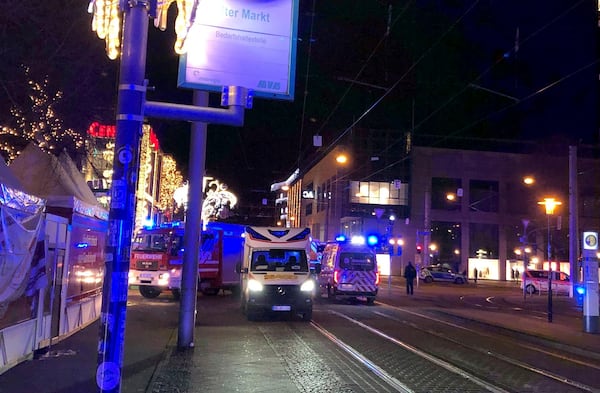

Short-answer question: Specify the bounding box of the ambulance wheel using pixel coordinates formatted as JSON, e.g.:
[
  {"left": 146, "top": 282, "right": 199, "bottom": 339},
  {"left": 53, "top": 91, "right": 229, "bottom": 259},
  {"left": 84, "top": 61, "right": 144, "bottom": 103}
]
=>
[
  {"left": 326, "top": 284, "right": 333, "bottom": 299},
  {"left": 525, "top": 284, "right": 537, "bottom": 294},
  {"left": 244, "top": 303, "right": 259, "bottom": 321},
  {"left": 171, "top": 289, "right": 181, "bottom": 301},
  {"left": 301, "top": 308, "right": 312, "bottom": 321},
  {"left": 139, "top": 286, "right": 161, "bottom": 299},
  {"left": 424, "top": 276, "right": 433, "bottom": 283},
  {"left": 366, "top": 297, "right": 375, "bottom": 305}
]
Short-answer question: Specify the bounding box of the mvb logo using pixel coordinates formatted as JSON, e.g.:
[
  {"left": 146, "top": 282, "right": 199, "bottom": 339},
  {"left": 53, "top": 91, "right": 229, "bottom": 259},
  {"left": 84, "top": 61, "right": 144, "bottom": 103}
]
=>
[{"left": 257, "top": 80, "right": 281, "bottom": 90}]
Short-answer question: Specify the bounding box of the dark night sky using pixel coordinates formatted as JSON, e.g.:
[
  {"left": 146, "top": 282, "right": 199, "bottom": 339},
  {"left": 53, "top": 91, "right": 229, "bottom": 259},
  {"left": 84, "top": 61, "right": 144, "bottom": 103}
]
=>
[
  {"left": 142, "top": 1, "right": 598, "bottom": 209},
  {"left": 2, "top": 1, "right": 597, "bottom": 210}
]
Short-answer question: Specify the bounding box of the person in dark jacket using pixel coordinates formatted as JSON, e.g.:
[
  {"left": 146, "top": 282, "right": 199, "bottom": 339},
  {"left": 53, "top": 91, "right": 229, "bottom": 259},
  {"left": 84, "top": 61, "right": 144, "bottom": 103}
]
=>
[{"left": 404, "top": 261, "right": 417, "bottom": 295}]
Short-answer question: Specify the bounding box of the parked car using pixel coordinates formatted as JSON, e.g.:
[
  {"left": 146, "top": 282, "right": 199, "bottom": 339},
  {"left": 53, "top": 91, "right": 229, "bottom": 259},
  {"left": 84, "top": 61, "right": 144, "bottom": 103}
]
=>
[
  {"left": 419, "top": 265, "right": 467, "bottom": 284},
  {"left": 521, "top": 269, "right": 571, "bottom": 295}
]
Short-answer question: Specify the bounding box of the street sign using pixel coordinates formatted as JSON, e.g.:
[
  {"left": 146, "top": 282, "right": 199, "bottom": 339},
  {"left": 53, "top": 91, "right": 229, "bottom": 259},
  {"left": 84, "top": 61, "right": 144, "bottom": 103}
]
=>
[{"left": 178, "top": 0, "right": 299, "bottom": 100}]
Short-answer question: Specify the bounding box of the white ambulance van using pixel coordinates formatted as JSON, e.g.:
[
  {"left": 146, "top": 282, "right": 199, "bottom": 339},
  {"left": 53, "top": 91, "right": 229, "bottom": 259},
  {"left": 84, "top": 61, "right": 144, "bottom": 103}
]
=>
[
  {"left": 238, "top": 226, "right": 315, "bottom": 321},
  {"left": 316, "top": 240, "right": 379, "bottom": 304}
]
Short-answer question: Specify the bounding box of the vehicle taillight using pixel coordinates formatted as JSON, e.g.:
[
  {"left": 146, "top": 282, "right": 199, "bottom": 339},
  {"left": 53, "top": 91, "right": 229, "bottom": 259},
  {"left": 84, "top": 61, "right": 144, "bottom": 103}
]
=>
[
  {"left": 333, "top": 269, "right": 340, "bottom": 284},
  {"left": 375, "top": 272, "right": 380, "bottom": 285}
]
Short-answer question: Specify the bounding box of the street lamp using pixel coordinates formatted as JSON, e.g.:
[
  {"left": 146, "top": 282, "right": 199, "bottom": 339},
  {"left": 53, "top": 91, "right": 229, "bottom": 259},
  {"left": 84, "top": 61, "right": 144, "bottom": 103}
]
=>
[
  {"left": 325, "top": 152, "right": 349, "bottom": 241},
  {"left": 538, "top": 197, "right": 562, "bottom": 323}
]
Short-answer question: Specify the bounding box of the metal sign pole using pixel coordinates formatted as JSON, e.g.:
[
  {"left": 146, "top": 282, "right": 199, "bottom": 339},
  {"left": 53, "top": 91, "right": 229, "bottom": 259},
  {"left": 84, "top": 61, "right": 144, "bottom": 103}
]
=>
[
  {"left": 96, "top": 3, "right": 148, "bottom": 393},
  {"left": 582, "top": 231, "right": 599, "bottom": 333}
]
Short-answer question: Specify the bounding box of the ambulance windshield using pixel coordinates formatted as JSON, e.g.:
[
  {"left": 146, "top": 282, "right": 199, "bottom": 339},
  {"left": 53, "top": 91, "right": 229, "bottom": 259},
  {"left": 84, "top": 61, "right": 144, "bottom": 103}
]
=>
[
  {"left": 251, "top": 250, "right": 309, "bottom": 272},
  {"left": 339, "top": 252, "right": 376, "bottom": 271}
]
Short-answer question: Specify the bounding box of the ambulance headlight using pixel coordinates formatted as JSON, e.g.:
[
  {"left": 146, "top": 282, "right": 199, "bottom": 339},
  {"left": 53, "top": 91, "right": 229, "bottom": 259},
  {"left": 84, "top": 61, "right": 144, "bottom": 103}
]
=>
[
  {"left": 300, "top": 279, "right": 315, "bottom": 292},
  {"left": 248, "top": 279, "right": 263, "bottom": 292}
]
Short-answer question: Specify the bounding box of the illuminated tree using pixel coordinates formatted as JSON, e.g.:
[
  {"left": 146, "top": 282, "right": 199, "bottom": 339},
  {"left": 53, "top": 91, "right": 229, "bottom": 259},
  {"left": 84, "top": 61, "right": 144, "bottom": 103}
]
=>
[
  {"left": 0, "top": 67, "right": 86, "bottom": 163},
  {"left": 159, "top": 154, "right": 183, "bottom": 219},
  {"left": 0, "top": 0, "right": 116, "bottom": 158}
]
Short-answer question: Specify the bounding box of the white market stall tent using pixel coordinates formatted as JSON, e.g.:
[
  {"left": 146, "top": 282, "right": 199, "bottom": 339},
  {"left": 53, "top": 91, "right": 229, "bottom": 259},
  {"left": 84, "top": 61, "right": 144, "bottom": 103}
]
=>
[{"left": 0, "top": 144, "right": 108, "bottom": 373}]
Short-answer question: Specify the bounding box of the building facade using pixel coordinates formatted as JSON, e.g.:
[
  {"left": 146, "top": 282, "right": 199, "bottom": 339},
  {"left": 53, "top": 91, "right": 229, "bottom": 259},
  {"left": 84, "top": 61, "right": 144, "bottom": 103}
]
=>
[{"left": 275, "top": 142, "right": 600, "bottom": 280}]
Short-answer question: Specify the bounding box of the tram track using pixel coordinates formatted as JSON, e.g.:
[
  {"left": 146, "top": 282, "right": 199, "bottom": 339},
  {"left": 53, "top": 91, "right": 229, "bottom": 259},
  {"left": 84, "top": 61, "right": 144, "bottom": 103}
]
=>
[{"left": 309, "top": 304, "right": 600, "bottom": 393}]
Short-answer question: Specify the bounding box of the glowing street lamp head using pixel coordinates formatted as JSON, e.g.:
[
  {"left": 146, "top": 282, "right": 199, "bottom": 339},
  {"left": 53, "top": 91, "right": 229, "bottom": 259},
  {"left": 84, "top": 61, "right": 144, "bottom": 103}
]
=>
[
  {"left": 335, "top": 154, "right": 348, "bottom": 164},
  {"left": 538, "top": 198, "right": 561, "bottom": 215},
  {"left": 523, "top": 176, "right": 535, "bottom": 185}
]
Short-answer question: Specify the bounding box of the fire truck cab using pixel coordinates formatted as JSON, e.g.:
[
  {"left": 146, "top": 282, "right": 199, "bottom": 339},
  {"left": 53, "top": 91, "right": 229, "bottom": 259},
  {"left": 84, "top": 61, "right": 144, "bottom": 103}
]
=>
[
  {"left": 129, "top": 223, "right": 184, "bottom": 299},
  {"left": 238, "top": 226, "right": 315, "bottom": 321},
  {"left": 129, "top": 222, "right": 245, "bottom": 299}
]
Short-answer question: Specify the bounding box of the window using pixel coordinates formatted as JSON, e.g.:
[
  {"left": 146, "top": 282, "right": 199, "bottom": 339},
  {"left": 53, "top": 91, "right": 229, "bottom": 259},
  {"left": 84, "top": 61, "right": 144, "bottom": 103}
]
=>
[
  {"left": 469, "top": 223, "right": 498, "bottom": 258},
  {"left": 339, "top": 252, "right": 375, "bottom": 271},
  {"left": 349, "top": 181, "right": 407, "bottom": 205},
  {"left": 132, "top": 234, "right": 168, "bottom": 252},
  {"left": 305, "top": 202, "right": 313, "bottom": 216},
  {"left": 251, "top": 250, "right": 308, "bottom": 272},
  {"left": 431, "top": 177, "right": 462, "bottom": 211},
  {"left": 470, "top": 180, "right": 498, "bottom": 212}
]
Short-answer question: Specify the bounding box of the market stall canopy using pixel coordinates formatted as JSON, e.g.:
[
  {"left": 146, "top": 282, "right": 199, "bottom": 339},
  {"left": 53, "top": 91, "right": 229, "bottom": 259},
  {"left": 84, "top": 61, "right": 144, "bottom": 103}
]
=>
[{"left": 9, "top": 143, "right": 108, "bottom": 220}]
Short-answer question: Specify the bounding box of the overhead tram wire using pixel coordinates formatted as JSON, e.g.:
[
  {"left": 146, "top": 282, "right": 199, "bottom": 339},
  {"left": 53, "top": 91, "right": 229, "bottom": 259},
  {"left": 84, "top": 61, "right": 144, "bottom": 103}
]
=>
[
  {"left": 408, "top": 0, "right": 588, "bottom": 144},
  {"left": 296, "top": 0, "right": 317, "bottom": 169},
  {"left": 306, "top": 0, "right": 481, "bottom": 182},
  {"left": 297, "top": 0, "right": 415, "bottom": 174},
  {"left": 314, "top": 1, "right": 480, "bottom": 160},
  {"left": 356, "top": 56, "right": 600, "bottom": 185},
  {"left": 345, "top": 0, "right": 590, "bottom": 182}
]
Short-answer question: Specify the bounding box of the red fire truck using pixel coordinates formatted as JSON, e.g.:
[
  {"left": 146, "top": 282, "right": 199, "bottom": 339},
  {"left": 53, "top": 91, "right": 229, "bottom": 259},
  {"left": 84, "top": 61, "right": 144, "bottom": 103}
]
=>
[{"left": 129, "top": 222, "right": 244, "bottom": 299}]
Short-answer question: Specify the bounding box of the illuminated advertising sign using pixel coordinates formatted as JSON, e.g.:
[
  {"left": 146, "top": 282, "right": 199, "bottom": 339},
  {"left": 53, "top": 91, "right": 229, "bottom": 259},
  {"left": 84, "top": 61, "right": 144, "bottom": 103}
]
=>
[
  {"left": 583, "top": 231, "right": 598, "bottom": 251},
  {"left": 302, "top": 190, "right": 314, "bottom": 199},
  {"left": 178, "top": 0, "right": 299, "bottom": 101}
]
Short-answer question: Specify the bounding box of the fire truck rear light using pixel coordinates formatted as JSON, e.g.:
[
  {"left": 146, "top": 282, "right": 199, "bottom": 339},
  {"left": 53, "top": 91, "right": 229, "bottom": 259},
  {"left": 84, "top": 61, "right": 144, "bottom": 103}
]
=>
[{"left": 375, "top": 272, "right": 380, "bottom": 285}]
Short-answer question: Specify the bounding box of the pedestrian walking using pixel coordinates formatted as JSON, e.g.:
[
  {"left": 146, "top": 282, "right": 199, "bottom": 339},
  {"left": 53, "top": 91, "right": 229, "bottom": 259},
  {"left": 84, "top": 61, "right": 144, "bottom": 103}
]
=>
[
  {"left": 473, "top": 267, "right": 478, "bottom": 284},
  {"left": 404, "top": 261, "right": 416, "bottom": 295}
]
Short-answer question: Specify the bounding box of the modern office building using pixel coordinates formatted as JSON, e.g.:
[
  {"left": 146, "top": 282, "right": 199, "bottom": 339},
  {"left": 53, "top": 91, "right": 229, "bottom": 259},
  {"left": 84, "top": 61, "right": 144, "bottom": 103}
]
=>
[{"left": 273, "top": 136, "right": 600, "bottom": 280}]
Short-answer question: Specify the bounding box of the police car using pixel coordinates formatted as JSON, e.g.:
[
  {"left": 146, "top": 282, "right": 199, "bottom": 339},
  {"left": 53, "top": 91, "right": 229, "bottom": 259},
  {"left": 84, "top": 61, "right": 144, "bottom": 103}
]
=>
[{"left": 420, "top": 265, "right": 467, "bottom": 284}]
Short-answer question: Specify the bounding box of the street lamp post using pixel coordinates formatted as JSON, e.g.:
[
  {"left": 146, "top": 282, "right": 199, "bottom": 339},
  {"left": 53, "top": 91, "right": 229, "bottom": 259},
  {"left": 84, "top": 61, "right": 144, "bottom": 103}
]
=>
[
  {"left": 521, "top": 219, "right": 530, "bottom": 301},
  {"left": 538, "top": 197, "right": 562, "bottom": 323}
]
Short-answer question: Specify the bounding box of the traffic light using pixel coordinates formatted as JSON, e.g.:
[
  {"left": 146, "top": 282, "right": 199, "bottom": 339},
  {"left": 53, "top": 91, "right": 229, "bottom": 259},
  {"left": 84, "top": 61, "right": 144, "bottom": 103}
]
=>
[{"left": 416, "top": 244, "right": 423, "bottom": 254}]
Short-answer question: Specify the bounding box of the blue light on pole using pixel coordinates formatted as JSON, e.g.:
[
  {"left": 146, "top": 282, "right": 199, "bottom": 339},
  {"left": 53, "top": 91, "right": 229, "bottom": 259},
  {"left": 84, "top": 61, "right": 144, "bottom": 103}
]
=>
[{"left": 366, "top": 234, "right": 380, "bottom": 247}]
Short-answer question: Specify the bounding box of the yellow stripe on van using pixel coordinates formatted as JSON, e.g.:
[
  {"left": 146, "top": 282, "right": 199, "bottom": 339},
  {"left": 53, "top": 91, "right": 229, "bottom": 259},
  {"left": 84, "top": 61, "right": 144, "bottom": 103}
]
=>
[{"left": 264, "top": 274, "right": 296, "bottom": 280}]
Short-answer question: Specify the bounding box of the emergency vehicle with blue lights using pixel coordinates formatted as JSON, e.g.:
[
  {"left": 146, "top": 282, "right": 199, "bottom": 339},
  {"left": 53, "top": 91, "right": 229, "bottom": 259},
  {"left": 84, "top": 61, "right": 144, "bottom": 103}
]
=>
[
  {"left": 129, "top": 222, "right": 244, "bottom": 299},
  {"left": 238, "top": 226, "right": 315, "bottom": 321},
  {"left": 316, "top": 235, "right": 380, "bottom": 304}
]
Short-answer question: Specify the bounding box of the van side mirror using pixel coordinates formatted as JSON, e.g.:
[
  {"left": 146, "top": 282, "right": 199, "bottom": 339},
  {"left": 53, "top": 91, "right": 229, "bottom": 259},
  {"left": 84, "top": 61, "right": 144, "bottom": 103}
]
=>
[{"left": 235, "top": 262, "right": 247, "bottom": 274}]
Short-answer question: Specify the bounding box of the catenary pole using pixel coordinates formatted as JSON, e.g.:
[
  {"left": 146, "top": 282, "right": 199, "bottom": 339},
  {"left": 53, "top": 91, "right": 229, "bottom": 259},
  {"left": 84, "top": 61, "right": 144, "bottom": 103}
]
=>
[
  {"left": 178, "top": 91, "right": 208, "bottom": 347},
  {"left": 569, "top": 145, "right": 579, "bottom": 295},
  {"left": 96, "top": 2, "right": 149, "bottom": 393}
]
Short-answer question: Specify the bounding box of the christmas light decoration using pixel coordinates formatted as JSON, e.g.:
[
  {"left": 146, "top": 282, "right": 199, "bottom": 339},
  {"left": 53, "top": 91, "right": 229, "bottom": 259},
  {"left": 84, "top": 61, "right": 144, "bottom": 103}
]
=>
[
  {"left": 158, "top": 154, "right": 183, "bottom": 220},
  {"left": 172, "top": 177, "right": 238, "bottom": 223},
  {"left": 0, "top": 67, "right": 85, "bottom": 163},
  {"left": 88, "top": 0, "right": 196, "bottom": 59}
]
